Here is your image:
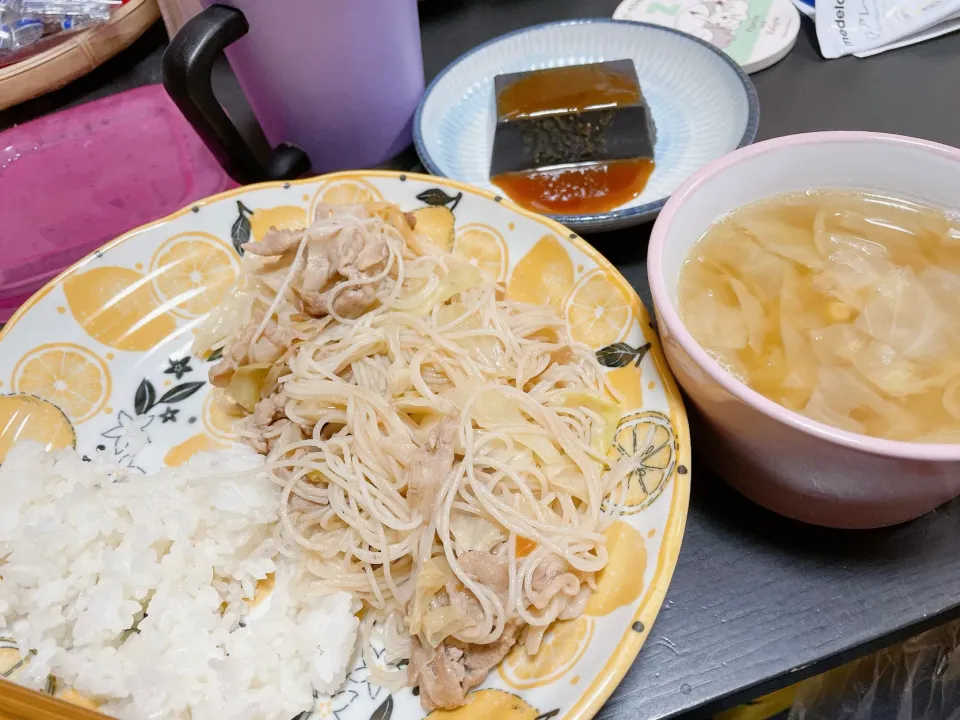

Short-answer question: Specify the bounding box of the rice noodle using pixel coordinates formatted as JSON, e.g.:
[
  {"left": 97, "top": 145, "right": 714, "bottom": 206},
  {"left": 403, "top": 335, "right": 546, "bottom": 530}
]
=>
[{"left": 194, "top": 201, "right": 630, "bottom": 677}]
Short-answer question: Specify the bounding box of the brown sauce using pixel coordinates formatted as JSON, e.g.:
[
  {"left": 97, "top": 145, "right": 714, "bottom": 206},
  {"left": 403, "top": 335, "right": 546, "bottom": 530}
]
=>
[
  {"left": 492, "top": 159, "right": 655, "bottom": 215},
  {"left": 493, "top": 63, "right": 653, "bottom": 214},
  {"left": 496, "top": 64, "right": 640, "bottom": 119}
]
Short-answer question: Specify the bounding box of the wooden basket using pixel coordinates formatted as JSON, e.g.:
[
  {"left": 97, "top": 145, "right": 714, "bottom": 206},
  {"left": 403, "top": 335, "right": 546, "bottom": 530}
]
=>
[{"left": 0, "top": 0, "right": 161, "bottom": 111}]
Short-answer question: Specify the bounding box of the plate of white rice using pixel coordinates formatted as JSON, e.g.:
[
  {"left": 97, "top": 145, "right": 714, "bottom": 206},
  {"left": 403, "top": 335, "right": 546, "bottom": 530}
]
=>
[{"left": 0, "top": 444, "right": 360, "bottom": 720}]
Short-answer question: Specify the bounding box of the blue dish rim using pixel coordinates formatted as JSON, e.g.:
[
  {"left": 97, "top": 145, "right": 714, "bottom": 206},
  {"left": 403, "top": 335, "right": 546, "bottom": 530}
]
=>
[{"left": 413, "top": 18, "right": 761, "bottom": 229}]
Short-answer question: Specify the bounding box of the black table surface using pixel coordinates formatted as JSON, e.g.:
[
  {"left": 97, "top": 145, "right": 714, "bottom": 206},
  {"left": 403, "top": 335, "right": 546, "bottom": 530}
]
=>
[{"left": 3, "top": 2, "right": 960, "bottom": 719}]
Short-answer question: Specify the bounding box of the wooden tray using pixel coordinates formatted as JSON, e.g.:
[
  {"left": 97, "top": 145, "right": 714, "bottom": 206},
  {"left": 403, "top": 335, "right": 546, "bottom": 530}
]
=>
[{"left": 0, "top": 0, "right": 161, "bottom": 111}]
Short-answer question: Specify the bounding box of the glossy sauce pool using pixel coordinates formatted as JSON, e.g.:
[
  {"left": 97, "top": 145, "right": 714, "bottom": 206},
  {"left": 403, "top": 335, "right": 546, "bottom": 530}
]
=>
[{"left": 493, "top": 159, "right": 655, "bottom": 215}]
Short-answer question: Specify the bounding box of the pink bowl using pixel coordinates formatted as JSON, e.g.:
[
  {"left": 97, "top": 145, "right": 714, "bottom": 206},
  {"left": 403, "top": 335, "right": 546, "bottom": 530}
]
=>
[{"left": 648, "top": 131, "right": 960, "bottom": 528}]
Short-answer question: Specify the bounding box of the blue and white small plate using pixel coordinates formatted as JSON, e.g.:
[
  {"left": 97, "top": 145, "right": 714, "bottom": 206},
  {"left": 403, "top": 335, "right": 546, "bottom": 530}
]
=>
[{"left": 414, "top": 19, "right": 760, "bottom": 232}]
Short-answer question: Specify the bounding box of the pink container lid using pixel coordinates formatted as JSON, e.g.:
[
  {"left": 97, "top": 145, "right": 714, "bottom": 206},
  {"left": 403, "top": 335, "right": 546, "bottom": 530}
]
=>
[{"left": 0, "top": 84, "right": 235, "bottom": 321}]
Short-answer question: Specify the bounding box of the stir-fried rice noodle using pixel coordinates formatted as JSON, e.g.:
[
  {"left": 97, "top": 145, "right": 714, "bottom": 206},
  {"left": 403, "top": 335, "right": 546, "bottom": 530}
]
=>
[{"left": 194, "top": 201, "right": 634, "bottom": 707}]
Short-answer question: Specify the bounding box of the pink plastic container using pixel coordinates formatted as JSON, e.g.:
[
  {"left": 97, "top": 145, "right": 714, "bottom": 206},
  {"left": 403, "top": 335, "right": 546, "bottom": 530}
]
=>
[{"left": 0, "top": 84, "right": 234, "bottom": 321}]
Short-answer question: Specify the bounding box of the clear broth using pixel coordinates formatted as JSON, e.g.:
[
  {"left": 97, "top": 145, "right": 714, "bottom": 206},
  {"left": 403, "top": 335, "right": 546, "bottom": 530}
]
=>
[{"left": 677, "top": 190, "right": 960, "bottom": 443}]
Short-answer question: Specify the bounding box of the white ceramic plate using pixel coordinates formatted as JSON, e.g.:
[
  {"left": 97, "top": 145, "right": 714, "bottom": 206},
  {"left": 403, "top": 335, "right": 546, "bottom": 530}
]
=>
[
  {"left": 0, "top": 172, "right": 691, "bottom": 720},
  {"left": 414, "top": 19, "right": 759, "bottom": 232}
]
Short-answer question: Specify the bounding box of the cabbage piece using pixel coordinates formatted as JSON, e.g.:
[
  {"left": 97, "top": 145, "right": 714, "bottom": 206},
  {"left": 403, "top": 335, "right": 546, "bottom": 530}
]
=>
[
  {"left": 812, "top": 206, "right": 890, "bottom": 260},
  {"left": 851, "top": 341, "right": 925, "bottom": 397},
  {"left": 556, "top": 389, "right": 622, "bottom": 453},
  {"left": 450, "top": 512, "right": 506, "bottom": 553},
  {"left": 513, "top": 433, "right": 564, "bottom": 466},
  {"left": 779, "top": 268, "right": 826, "bottom": 332},
  {"left": 808, "top": 323, "right": 867, "bottom": 365},
  {"left": 192, "top": 289, "right": 255, "bottom": 356},
  {"left": 406, "top": 260, "right": 483, "bottom": 316},
  {"left": 441, "top": 260, "right": 483, "bottom": 301},
  {"left": 436, "top": 299, "right": 470, "bottom": 328},
  {"left": 387, "top": 358, "right": 413, "bottom": 396},
  {"left": 856, "top": 267, "right": 952, "bottom": 361},
  {"left": 812, "top": 246, "right": 894, "bottom": 311},
  {"left": 739, "top": 217, "right": 824, "bottom": 270},
  {"left": 728, "top": 277, "right": 767, "bottom": 353},
  {"left": 696, "top": 227, "right": 792, "bottom": 301},
  {"left": 226, "top": 363, "right": 272, "bottom": 412},
  {"left": 682, "top": 289, "right": 748, "bottom": 351},
  {"left": 779, "top": 320, "right": 817, "bottom": 392},
  {"left": 769, "top": 270, "right": 819, "bottom": 395},
  {"left": 545, "top": 462, "right": 590, "bottom": 502},
  {"left": 832, "top": 201, "right": 930, "bottom": 263},
  {"left": 409, "top": 557, "right": 453, "bottom": 636},
  {"left": 439, "top": 301, "right": 505, "bottom": 370},
  {"left": 802, "top": 367, "right": 919, "bottom": 438},
  {"left": 803, "top": 390, "right": 866, "bottom": 434},
  {"left": 462, "top": 385, "right": 564, "bottom": 464},
  {"left": 422, "top": 606, "right": 472, "bottom": 648},
  {"left": 920, "top": 266, "right": 960, "bottom": 323}
]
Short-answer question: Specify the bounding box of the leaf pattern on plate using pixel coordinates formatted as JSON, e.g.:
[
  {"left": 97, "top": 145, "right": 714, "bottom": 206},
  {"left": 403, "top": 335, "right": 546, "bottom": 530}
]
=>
[
  {"left": 134, "top": 378, "right": 157, "bottom": 416},
  {"left": 596, "top": 342, "right": 651, "bottom": 368},
  {"left": 369, "top": 695, "right": 393, "bottom": 720},
  {"left": 416, "top": 188, "right": 462, "bottom": 210},
  {"left": 232, "top": 201, "right": 253, "bottom": 256}
]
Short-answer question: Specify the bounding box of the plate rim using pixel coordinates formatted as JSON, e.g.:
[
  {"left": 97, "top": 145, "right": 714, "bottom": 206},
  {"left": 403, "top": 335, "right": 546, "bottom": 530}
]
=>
[
  {"left": 413, "top": 17, "right": 760, "bottom": 230},
  {"left": 0, "top": 170, "right": 691, "bottom": 720}
]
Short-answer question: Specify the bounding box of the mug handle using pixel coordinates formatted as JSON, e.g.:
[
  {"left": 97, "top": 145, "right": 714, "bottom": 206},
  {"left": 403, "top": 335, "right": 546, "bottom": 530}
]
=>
[{"left": 162, "top": 4, "right": 311, "bottom": 185}]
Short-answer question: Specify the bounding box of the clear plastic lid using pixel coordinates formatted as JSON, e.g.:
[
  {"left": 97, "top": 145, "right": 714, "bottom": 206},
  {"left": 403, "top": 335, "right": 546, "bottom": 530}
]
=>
[{"left": 0, "top": 84, "right": 233, "bottom": 321}]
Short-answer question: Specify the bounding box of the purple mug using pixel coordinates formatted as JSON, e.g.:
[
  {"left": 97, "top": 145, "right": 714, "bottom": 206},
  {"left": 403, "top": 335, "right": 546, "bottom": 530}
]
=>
[{"left": 163, "top": 0, "right": 425, "bottom": 184}]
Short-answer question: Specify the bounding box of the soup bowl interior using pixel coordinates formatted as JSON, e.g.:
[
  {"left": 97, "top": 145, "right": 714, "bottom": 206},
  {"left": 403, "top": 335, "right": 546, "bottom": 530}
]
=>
[{"left": 649, "top": 131, "right": 960, "bottom": 528}]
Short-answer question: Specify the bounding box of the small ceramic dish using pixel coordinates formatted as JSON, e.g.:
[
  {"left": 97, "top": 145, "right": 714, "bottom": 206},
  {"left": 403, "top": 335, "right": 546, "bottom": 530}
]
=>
[
  {"left": 414, "top": 18, "right": 759, "bottom": 232},
  {"left": 648, "top": 132, "right": 960, "bottom": 529}
]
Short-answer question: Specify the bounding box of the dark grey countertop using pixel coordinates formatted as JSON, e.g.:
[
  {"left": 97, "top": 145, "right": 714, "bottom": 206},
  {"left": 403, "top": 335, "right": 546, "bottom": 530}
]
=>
[{"left": 2, "top": 2, "right": 960, "bottom": 718}]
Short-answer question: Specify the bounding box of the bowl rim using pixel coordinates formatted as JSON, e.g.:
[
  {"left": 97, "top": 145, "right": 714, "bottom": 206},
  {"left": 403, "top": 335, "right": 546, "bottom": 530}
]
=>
[
  {"left": 413, "top": 17, "right": 760, "bottom": 228},
  {"left": 648, "top": 130, "right": 960, "bottom": 462}
]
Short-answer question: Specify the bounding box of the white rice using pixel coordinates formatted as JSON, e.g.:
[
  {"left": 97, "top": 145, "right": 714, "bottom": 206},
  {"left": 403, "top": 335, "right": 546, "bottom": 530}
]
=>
[{"left": 0, "top": 443, "right": 359, "bottom": 720}]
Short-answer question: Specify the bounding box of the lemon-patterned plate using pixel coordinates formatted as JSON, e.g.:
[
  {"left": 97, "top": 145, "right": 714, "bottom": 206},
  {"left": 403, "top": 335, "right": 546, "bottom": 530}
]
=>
[{"left": 0, "top": 172, "right": 691, "bottom": 720}]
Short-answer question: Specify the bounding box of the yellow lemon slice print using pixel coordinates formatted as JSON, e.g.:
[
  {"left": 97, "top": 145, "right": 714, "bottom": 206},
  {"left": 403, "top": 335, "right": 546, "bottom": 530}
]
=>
[
  {"left": 250, "top": 205, "right": 308, "bottom": 242},
  {"left": 0, "top": 394, "right": 75, "bottom": 463},
  {"left": 609, "top": 410, "right": 677, "bottom": 514},
  {"left": 0, "top": 639, "right": 99, "bottom": 712},
  {"left": 60, "top": 689, "right": 100, "bottom": 711},
  {"left": 150, "top": 232, "right": 240, "bottom": 318},
  {"left": 63, "top": 266, "right": 178, "bottom": 352},
  {"left": 413, "top": 206, "right": 456, "bottom": 252},
  {"left": 584, "top": 522, "right": 647, "bottom": 617},
  {"left": 605, "top": 365, "right": 644, "bottom": 411},
  {"left": 499, "top": 616, "right": 594, "bottom": 690},
  {"left": 506, "top": 235, "right": 574, "bottom": 309},
  {"left": 564, "top": 269, "right": 632, "bottom": 349},
  {"left": 453, "top": 223, "right": 509, "bottom": 282},
  {"left": 426, "top": 689, "right": 549, "bottom": 720},
  {"left": 1, "top": 637, "right": 26, "bottom": 679},
  {"left": 12, "top": 344, "right": 110, "bottom": 423},
  {"left": 202, "top": 392, "right": 241, "bottom": 442},
  {"left": 164, "top": 433, "right": 227, "bottom": 467},
  {"left": 310, "top": 179, "right": 383, "bottom": 219}
]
